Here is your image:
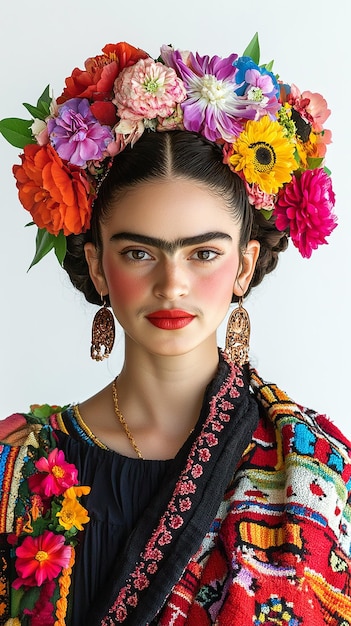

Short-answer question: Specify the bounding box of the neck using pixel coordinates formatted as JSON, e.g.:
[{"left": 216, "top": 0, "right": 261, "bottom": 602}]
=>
[{"left": 116, "top": 336, "right": 220, "bottom": 431}]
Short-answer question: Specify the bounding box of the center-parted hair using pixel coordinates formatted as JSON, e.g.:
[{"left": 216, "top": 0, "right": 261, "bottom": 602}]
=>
[{"left": 64, "top": 130, "right": 288, "bottom": 305}]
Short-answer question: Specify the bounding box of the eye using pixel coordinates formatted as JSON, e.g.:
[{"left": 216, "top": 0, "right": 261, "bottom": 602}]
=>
[
  {"left": 122, "top": 249, "right": 153, "bottom": 261},
  {"left": 191, "top": 249, "right": 219, "bottom": 262}
]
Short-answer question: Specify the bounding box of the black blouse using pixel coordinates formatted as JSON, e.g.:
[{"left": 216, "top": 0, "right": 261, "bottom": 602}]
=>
[{"left": 56, "top": 407, "right": 172, "bottom": 625}]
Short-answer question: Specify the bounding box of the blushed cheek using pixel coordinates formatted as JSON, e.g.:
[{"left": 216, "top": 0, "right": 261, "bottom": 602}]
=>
[
  {"left": 197, "top": 259, "right": 238, "bottom": 305},
  {"left": 104, "top": 265, "right": 148, "bottom": 304}
]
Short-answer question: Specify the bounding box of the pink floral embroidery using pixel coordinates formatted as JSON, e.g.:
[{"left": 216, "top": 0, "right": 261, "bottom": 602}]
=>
[
  {"left": 147, "top": 563, "right": 158, "bottom": 574},
  {"left": 206, "top": 433, "right": 219, "bottom": 446},
  {"left": 103, "top": 355, "right": 245, "bottom": 623},
  {"left": 191, "top": 464, "right": 203, "bottom": 478},
  {"left": 221, "top": 400, "right": 234, "bottom": 410},
  {"left": 199, "top": 448, "right": 211, "bottom": 462},
  {"left": 233, "top": 377, "right": 244, "bottom": 389},
  {"left": 179, "top": 497, "right": 192, "bottom": 512},
  {"left": 175, "top": 480, "right": 196, "bottom": 495},
  {"left": 133, "top": 572, "right": 149, "bottom": 590},
  {"left": 127, "top": 593, "right": 138, "bottom": 607},
  {"left": 212, "top": 423, "right": 224, "bottom": 432},
  {"left": 219, "top": 411, "right": 230, "bottom": 422},
  {"left": 158, "top": 530, "right": 172, "bottom": 546},
  {"left": 116, "top": 606, "right": 127, "bottom": 621},
  {"left": 144, "top": 546, "right": 162, "bottom": 561},
  {"left": 169, "top": 515, "right": 184, "bottom": 529}
]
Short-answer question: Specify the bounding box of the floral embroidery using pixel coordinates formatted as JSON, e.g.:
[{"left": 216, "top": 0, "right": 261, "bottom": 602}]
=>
[
  {"left": 254, "top": 595, "right": 302, "bottom": 625},
  {"left": 8, "top": 421, "right": 90, "bottom": 625},
  {"left": 101, "top": 359, "right": 244, "bottom": 623}
]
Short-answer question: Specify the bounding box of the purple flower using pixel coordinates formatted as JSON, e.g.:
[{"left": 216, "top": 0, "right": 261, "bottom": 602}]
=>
[
  {"left": 47, "top": 98, "right": 114, "bottom": 167},
  {"left": 233, "top": 56, "right": 280, "bottom": 120},
  {"left": 168, "top": 49, "right": 247, "bottom": 142}
]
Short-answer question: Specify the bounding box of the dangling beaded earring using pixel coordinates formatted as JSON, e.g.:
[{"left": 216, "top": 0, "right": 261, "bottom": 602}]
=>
[
  {"left": 90, "top": 294, "right": 115, "bottom": 361},
  {"left": 225, "top": 296, "right": 251, "bottom": 366}
]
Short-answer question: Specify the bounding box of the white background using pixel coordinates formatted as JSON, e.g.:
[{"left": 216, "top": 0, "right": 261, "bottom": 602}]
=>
[{"left": 1, "top": 0, "right": 350, "bottom": 435}]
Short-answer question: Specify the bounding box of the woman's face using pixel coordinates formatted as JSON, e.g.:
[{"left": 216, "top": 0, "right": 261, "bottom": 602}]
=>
[{"left": 85, "top": 178, "right": 259, "bottom": 359}]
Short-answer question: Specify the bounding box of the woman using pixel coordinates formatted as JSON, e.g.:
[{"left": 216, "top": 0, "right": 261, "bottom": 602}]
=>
[{"left": 0, "top": 36, "right": 349, "bottom": 626}]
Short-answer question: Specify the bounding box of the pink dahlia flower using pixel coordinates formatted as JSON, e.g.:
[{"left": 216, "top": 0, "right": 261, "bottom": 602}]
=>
[
  {"left": 28, "top": 448, "right": 78, "bottom": 497},
  {"left": 114, "top": 58, "right": 186, "bottom": 121},
  {"left": 13, "top": 531, "right": 71, "bottom": 587},
  {"left": 274, "top": 168, "right": 337, "bottom": 258},
  {"left": 169, "top": 49, "right": 247, "bottom": 142},
  {"left": 47, "top": 98, "right": 114, "bottom": 167}
]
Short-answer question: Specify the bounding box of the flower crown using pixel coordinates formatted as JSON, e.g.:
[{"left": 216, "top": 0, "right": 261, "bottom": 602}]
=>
[{"left": 0, "top": 34, "right": 336, "bottom": 266}]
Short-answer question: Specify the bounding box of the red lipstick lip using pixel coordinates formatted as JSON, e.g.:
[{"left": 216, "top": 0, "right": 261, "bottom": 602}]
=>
[
  {"left": 146, "top": 309, "right": 195, "bottom": 319},
  {"left": 145, "top": 310, "right": 195, "bottom": 330}
]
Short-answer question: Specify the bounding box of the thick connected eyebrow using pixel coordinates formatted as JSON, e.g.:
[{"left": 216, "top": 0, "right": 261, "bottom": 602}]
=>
[{"left": 110, "top": 231, "right": 232, "bottom": 253}]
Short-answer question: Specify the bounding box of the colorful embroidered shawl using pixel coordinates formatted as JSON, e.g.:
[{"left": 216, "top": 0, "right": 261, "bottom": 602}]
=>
[{"left": 1, "top": 358, "right": 351, "bottom": 625}]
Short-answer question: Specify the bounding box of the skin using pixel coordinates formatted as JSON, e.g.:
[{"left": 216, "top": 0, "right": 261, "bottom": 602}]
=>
[{"left": 82, "top": 178, "right": 260, "bottom": 459}]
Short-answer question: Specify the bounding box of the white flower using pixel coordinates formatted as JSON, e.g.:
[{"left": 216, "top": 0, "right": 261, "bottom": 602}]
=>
[{"left": 31, "top": 118, "right": 47, "bottom": 138}]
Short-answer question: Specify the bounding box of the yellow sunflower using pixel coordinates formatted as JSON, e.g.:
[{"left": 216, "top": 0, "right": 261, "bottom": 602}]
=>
[{"left": 229, "top": 115, "right": 297, "bottom": 194}]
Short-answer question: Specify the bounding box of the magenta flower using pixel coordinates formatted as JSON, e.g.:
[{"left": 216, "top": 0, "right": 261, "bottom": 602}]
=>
[
  {"left": 28, "top": 448, "right": 78, "bottom": 497},
  {"left": 274, "top": 168, "right": 337, "bottom": 258},
  {"left": 114, "top": 58, "right": 186, "bottom": 122},
  {"left": 13, "top": 530, "right": 71, "bottom": 587},
  {"left": 23, "top": 580, "right": 56, "bottom": 625},
  {"left": 168, "top": 49, "right": 247, "bottom": 141},
  {"left": 47, "top": 98, "right": 114, "bottom": 167}
]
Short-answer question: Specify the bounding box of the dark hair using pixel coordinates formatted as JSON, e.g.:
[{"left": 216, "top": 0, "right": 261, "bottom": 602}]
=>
[{"left": 64, "top": 130, "right": 288, "bottom": 305}]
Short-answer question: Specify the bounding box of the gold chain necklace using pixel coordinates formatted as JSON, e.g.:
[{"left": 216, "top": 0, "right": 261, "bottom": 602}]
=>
[{"left": 112, "top": 379, "right": 144, "bottom": 459}]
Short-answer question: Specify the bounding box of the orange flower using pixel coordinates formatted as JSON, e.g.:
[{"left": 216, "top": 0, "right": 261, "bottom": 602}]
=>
[
  {"left": 13, "top": 144, "right": 93, "bottom": 236},
  {"left": 63, "top": 485, "right": 91, "bottom": 499},
  {"left": 57, "top": 494, "right": 90, "bottom": 531},
  {"left": 57, "top": 42, "right": 148, "bottom": 104}
]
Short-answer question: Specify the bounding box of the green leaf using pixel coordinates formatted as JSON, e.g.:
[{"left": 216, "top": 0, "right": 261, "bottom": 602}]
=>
[
  {"left": 243, "top": 32, "right": 260, "bottom": 64},
  {"left": 22, "top": 101, "right": 49, "bottom": 120},
  {"left": 22, "top": 85, "right": 52, "bottom": 121},
  {"left": 307, "top": 156, "right": 324, "bottom": 169},
  {"left": 260, "top": 208, "right": 273, "bottom": 221},
  {"left": 65, "top": 527, "right": 79, "bottom": 539},
  {"left": 28, "top": 228, "right": 56, "bottom": 270},
  {"left": 324, "top": 165, "right": 332, "bottom": 176},
  {"left": 19, "top": 585, "right": 41, "bottom": 612},
  {"left": 28, "top": 228, "right": 68, "bottom": 269},
  {"left": 30, "top": 403, "right": 68, "bottom": 418},
  {"left": 0, "top": 117, "right": 34, "bottom": 148},
  {"left": 263, "top": 60, "right": 274, "bottom": 72},
  {"left": 10, "top": 587, "right": 25, "bottom": 618},
  {"left": 54, "top": 230, "right": 67, "bottom": 265},
  {"left": 31, "top": 515, "right": 50, "bottom": 536},
  {"left": 37, "top": 84, "right": 51, "bottom": 107}
]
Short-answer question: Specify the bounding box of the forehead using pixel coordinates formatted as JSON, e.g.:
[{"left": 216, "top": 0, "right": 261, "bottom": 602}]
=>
[{"left": 103, "top": 178, "right": 239, "bottom": 238}]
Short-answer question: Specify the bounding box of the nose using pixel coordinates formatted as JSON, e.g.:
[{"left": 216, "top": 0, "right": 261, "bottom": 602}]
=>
[{"left": 153, "top": 258, "right": 189, "bottom": 300}]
